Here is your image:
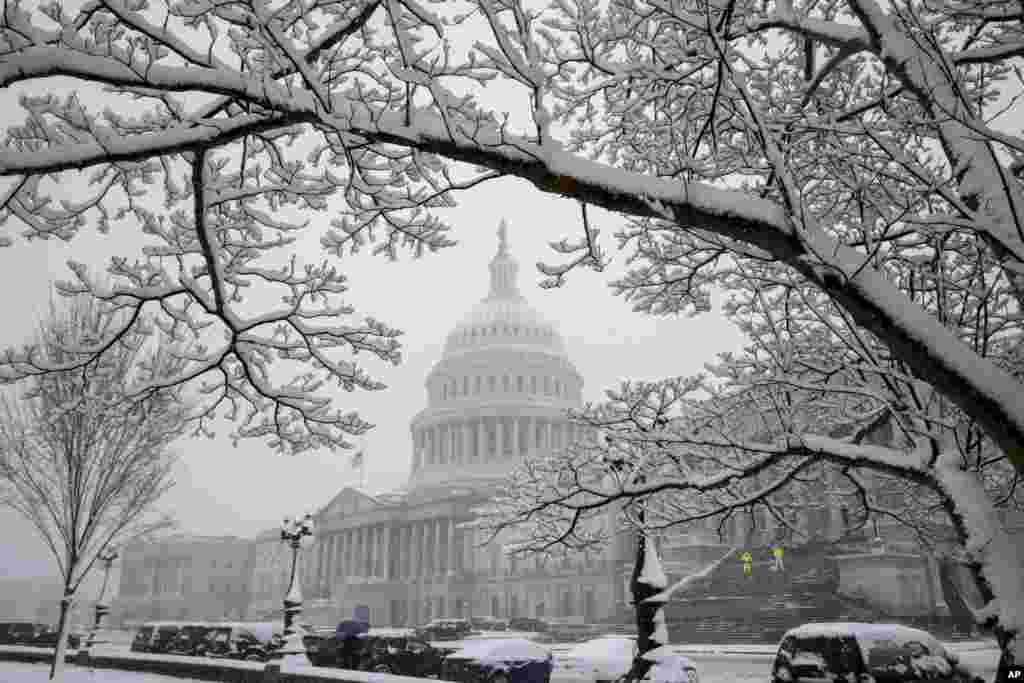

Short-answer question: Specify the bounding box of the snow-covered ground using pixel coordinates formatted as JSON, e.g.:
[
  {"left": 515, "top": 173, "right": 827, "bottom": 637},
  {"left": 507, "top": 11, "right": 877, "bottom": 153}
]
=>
[
  {"left": 1, "top": 639, "right": 1002, "bottom": 683},
  {"left": 0, "top": 661, "right": 210, "bottom": 682}
]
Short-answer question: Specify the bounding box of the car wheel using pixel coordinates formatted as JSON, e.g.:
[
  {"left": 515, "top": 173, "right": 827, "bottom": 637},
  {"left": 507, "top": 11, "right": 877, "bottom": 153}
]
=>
[
  {"left": 772, "top": 665, "right": 792, "bottom": 683},
  {"left": 374, "top": 665, "right": 394, "bottom": 674}
]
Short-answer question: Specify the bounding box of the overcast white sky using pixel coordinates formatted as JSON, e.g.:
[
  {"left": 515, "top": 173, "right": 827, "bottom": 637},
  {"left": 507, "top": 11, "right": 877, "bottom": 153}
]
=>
[{"left": 0, "top": 1, "right": 753, "bottom": 582}]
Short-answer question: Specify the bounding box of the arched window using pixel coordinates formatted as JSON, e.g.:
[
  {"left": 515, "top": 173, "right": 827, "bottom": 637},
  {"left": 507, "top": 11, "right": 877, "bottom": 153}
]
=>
[
  {"left": 502, "top": 375, "right": 510, "bottom": 392},
  {"left": 442, "top": 384, "right": 448, "bottom": 400},
  {"left": 530, "top": 376, "right": 537, "bottom": 393},
  {"left": 554, "top": 379, "right": 561, "bottom": 396},
  {"left": 517, "top": 376, "right": 524, "bottom": 392},
  {"left": 488, "top": 376, "right": 496, "bottom": 392},
  {"left": 462, "top": 377, "right": 469, "bottom": 395},
  {"left": 475, "top": 376, "right": 482, "bottom": 394}
]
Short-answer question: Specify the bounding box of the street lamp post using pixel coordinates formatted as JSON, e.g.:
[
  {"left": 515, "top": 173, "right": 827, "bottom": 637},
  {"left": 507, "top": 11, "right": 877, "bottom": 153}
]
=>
[
  {"left": 80, "top": 546, "right": 118, "bottom": 659},
  {"left": 274, "top": 513, "right": 314, "bottom": 669}
]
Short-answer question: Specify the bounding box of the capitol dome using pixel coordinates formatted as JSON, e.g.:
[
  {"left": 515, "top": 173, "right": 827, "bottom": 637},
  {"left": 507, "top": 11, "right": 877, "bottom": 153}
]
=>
[
  {"left": 408, "top": 221, "right": 583, "bottom": 491},
  {"left": 442, "top": 220, "right": 566, "bottom": 359}
]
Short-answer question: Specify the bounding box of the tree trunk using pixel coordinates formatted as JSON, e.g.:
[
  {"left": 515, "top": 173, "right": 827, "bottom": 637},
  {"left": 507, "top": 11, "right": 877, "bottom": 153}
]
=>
[
  {"left": 935, "top": 454, "right": 1023, "bottom": 680},
  {"left": 48, "top": 587, "right": 75, "bottom": 681},
  {"left": 964, "top": 559, "right": 1018, "bottom": 681},
  {"left": 627, "top": 530, "right": 660, "bottom": 683}
]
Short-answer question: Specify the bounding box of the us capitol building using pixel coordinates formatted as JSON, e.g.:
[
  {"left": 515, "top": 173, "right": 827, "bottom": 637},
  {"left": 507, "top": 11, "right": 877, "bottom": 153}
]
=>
[
  {"left": 285, "top": 221, "right": 622, "bottom": 627},
  {"left": 115, "top": 221, "right": 979, "bottom": 632}
]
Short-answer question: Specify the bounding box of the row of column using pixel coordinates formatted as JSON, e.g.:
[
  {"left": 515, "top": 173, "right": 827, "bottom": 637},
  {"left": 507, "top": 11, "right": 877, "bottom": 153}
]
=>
[
  {"left": 414, "top": 417, "right": 584, "bottom": 469},
  {"left": 314, "top": 518, "right": 477, "bottom": 589}
]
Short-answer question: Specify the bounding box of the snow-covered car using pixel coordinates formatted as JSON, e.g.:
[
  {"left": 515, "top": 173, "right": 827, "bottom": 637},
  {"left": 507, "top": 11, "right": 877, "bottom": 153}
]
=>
[
  {"left": 640, "top": 646, "right": 700, "bottom": 683},
  {"left": 770, "top": 622, "right": 985, "bottom": 683},
  {"left": 442, "top": 637, "right": 553, "bottom": 683},
  {"left": 556, "top": 636, "right": 699, "bottom": 683}
]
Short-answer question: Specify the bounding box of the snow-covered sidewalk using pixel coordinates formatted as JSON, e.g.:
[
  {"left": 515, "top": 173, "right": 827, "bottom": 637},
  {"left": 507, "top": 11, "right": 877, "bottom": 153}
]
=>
[{"left": 0, "top": 661, "right": 205, "bottom": 682}]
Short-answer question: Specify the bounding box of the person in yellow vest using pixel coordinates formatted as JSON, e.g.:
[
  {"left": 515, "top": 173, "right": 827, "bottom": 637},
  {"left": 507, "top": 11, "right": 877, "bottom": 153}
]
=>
[
  {"left": 740, "top": 551, "right": 753, "bottom": 577},
  {"left": 772, "top": 545, "right": 785, "bottom": 572}
]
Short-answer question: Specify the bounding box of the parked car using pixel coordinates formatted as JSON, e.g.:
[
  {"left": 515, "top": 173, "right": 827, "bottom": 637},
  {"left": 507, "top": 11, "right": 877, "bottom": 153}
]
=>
[
  {"left": 638, "top": 646, "right": 701, "bottom": 683},
  {"left": 150, "top": 623, "right": 184, "bottom": 654},
  {"left": 556, "top": 636, "right": 700, "bottom": 683},
  {"left": 28, "top": 627, "right": 82, "bottom": 650},
  {"left": 420, "top": 619, "right": 474, "bottom": 641},
  {"left": 166, "top": 623, "right": 212, "bottom": 656},
  {"left": 130, "top": 623, "right": 157, "bottom": 652},
  {"left": 205, "top": 622, "right": 283, "bottom": 661},
  {"left": 304, "top": 627, "right": 446, "bottom": 676},
  {"left": 0, "top": 622, "right": 48, "bottom": 645},
  {"left": 508, "top": 618, "right": 549, "bottom": 633},
  {"left": 442, "top": 637, "right": 553, "bottom": 683},
  {"left": 770, "top": 623, "right": 985, "bottom": 683}
]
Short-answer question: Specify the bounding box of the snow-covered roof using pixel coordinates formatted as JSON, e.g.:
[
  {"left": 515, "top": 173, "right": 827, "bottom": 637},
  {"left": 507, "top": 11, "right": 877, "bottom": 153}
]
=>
[
  {"left": 447, "top": 638, "right": 552, "bottom": 662},
  {"left": 783, "top": 622, "right": 941, "bottom": 646},
  {"left": 369, "top": 628, "right": 418, "bottom": 638}
]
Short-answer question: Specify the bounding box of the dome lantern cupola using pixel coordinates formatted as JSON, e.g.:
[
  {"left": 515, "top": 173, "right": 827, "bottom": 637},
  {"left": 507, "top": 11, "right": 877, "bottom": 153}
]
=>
[{"left": 487, "top": 219, "right": 522, "bottom": 301}]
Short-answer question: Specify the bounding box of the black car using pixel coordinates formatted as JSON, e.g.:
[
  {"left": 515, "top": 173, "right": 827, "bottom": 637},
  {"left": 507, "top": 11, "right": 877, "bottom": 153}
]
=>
[
  {"left": 166, "top": 624, "right": 212, "bottom": 656},
  {"left": 149, "top": 624, "right": 182, "bottom": 654},
  {"left": 205, "top": 622, "right": 284, "bottom": 661},
  {"left": 771, "top": 623, "right": 984, "bottom": 683},
  {"left": 0, "top": 622, "right": 48, "bottom": 645},
  {"left": 442, "top": 638, "right": 552, "bottom": 683},
  {"left": 304, "top": 627, "right": 446, "bottom": 676},
  {"left": 130, "top": 624, "right": 156, "bottom": 653},
  {"left": 28, "top": 628, "right": 82, "bottom": 650}
]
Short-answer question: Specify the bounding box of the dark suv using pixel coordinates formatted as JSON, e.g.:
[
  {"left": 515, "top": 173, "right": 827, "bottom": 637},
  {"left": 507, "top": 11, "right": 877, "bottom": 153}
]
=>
[
  {"left": 304, "top": 628, "right": 446, "bottom": 676},
  {"left": 771, "top": 623, "right": 984, "bottom": 683}
]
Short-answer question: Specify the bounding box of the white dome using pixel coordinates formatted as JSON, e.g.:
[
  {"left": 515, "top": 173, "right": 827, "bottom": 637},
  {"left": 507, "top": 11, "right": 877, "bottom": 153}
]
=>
[
  {"left": 441, "top": 220, "right": 566, "bottom": 359},
  {"left": 443, "top": 298, "right": 566, "bottom": 358}
]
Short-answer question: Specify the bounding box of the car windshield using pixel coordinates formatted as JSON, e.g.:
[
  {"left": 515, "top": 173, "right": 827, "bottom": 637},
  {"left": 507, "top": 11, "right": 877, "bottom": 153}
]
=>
[{"left": 134, "top": 627, "right": 154, "bottom": 641}]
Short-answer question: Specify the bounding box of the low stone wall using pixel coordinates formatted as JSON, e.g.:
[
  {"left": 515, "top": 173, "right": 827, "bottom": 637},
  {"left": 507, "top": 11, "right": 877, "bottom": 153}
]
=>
[{"left": 0, "top": 645, "right": 446, "bottom": 683}]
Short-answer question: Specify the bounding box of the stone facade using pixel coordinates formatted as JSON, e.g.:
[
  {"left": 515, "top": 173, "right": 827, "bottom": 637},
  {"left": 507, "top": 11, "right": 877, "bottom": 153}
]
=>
[{"left": 114, "top": 535, "right": 252, "bottom": 625}]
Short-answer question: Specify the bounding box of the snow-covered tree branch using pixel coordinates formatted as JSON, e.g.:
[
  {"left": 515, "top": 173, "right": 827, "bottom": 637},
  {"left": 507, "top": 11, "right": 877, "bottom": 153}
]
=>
[{"left": 0, "top": 0, "right": 1020, "bottom": 468}]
